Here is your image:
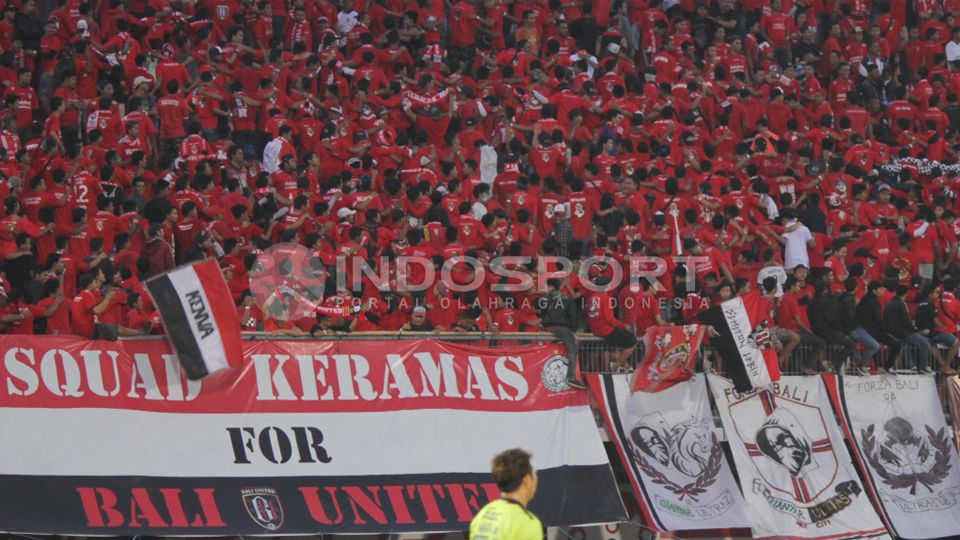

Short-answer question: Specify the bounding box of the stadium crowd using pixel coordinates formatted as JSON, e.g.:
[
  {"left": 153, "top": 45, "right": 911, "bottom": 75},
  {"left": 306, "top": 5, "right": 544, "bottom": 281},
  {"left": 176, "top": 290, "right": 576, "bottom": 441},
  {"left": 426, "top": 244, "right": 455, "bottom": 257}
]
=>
[{"left": 2, "top": 0, "right": 960, "bottom": 379}]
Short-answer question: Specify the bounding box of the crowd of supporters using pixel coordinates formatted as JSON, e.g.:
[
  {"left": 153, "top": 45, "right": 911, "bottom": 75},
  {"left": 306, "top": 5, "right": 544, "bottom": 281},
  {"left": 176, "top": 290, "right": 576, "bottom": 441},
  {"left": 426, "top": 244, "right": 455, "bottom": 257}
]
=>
[{"left": 3, "top": 0, "right": 960, "bottom": 376}]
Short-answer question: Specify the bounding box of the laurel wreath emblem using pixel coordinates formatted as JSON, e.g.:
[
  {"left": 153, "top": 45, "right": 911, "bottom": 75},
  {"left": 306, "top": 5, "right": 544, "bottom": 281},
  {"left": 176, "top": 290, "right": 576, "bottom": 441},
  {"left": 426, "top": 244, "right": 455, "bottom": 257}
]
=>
[
  {"left": 630, "top": 433, "right": 724, "bottom": 502},
  {"left": 862, "top": 424, "right": 952, "bottom": 495}
]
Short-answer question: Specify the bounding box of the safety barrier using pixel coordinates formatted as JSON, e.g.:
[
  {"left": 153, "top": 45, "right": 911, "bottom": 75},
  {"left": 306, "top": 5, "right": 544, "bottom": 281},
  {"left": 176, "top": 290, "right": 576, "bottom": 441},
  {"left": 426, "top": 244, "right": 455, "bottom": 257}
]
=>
[
  {"left": 225, "top": 331, "right": 958, "bottom": 378},
  {"left": 125, "top": 332, "right": 958, "bottom": 408}
]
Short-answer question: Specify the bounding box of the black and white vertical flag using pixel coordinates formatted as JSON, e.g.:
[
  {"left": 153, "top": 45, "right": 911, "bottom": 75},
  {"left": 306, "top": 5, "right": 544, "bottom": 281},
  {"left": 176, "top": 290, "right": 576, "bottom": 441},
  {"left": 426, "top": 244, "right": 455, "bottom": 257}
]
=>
[
  {"left": 144, "top": 259, "right": 244, "bottom": 379},
  {"left": 699, "top": 290, "right": 780, "bottom": 392}
]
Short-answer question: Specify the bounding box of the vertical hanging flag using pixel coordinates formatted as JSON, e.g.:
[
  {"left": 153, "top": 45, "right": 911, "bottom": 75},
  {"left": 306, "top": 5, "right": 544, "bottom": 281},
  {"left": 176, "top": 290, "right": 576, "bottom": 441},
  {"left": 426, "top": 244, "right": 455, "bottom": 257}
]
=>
[
  {"left": 948, "top": 376, "right": 960, "bottom": 452},
  {"left": 699, "top": 290, "right": 780, "bottom": 392},
  {"left": 144, "top": 259, "right": 244, "bottom": 379},
  {"left": 632, "top": 325, "right": 706, "bottom": 392},
  {"left": 708, "top": 374, "right": 887, "bottom": 540},
  {"left": 826, "top": 373, "right": 960, "bottom": 540},
  {"left": 590, "top": 373, "right": 751, "bottom": 534}
]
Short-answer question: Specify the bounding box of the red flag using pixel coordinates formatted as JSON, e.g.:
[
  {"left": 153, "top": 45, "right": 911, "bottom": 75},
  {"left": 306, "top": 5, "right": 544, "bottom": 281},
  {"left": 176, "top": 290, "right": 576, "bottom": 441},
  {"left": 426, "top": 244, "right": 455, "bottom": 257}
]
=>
[{"left": 631, "top": 325, "right": 706, "bottom": 392}]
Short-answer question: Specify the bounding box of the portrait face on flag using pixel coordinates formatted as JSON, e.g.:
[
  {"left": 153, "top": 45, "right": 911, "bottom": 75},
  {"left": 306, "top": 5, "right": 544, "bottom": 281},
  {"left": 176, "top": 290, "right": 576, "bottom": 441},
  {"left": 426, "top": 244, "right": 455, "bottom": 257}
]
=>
[
  {"left": 709, "top": 374, "right": 887, "bottom": 540},
  {"left": 737, "top": 402, "right": 839, "bottom": 503},
  {"left": 590, "top": 374, "right": 750, "bottom": 534}
]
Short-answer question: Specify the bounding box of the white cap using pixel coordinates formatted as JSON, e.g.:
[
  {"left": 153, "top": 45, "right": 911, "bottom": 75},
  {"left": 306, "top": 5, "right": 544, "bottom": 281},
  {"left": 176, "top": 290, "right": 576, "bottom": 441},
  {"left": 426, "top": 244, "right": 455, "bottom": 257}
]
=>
[
  {"left": 337, "top": 207, "right": 356, "bottom": 219},
  {"left": 553, "top": 203, "right": 566, "bottom": 214},
  {"left": 132, "top": 76, "right": 151, "bottom": 88}
]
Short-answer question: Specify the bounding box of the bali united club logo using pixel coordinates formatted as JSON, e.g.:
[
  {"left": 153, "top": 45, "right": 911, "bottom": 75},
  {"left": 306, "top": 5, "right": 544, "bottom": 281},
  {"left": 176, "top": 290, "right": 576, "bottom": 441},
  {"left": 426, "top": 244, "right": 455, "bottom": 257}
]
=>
[
  {"left": 861, "top": 417, "right": 952, "bottom": 496},
  {"left": 241, "top": 487, "right": 284, "bottom": 530},
  {"left": 628, "top": 413, "right": 723, "bottom": 502}
]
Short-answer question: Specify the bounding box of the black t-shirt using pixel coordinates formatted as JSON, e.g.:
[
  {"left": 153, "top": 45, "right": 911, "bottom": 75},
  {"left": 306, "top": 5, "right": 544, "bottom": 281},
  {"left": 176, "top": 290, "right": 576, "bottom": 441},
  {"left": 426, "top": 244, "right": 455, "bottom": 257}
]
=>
[
  {"left": 4, "top": 253, "right": 34, "bottom": 291},
  {"left": 569, "top": 16, "right": 602, "bottom": 52},
  {"left": 916, "top": 301, "right": 938, "bottom": 335}
]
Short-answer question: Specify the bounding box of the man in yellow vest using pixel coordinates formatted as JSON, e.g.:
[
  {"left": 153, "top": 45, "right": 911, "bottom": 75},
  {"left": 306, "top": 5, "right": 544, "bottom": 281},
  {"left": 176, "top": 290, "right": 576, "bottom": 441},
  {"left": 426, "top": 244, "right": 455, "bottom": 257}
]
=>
[{"left": 469, "top": 449, "right": 543, "bottom": 540}]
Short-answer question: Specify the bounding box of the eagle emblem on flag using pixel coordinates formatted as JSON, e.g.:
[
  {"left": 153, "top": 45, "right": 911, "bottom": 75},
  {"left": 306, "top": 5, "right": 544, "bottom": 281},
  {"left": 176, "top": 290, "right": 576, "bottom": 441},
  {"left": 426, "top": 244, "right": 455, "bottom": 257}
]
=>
[{"left": 861, "top": 417, "right": 952, "bottom": 496}]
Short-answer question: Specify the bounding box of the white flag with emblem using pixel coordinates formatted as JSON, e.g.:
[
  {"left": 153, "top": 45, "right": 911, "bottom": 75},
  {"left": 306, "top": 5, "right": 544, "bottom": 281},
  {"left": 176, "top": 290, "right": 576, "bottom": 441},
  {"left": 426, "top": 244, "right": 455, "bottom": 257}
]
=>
[
  {"left": 590, "top": 374, "right": 750, "bottom": 533},
  {"left": 708, "top": 374, "right": 888, "bottom": 540},
  {"left": 825, "top": 374, "right": 960, "bottom": 540}
]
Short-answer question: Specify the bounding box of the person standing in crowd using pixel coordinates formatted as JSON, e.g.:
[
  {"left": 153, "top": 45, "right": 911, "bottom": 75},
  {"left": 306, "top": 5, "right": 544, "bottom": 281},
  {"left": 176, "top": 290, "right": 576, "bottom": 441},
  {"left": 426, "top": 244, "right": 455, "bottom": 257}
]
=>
[{"left": 780, "top": 209, "right": 815, "bottom": 272}]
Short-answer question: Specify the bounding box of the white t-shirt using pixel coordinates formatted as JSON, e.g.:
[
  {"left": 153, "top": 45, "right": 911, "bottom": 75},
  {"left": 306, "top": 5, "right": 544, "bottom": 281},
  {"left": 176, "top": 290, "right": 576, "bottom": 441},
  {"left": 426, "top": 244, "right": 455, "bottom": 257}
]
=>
[
  {"left": 947, "top": 40, "right": 960, "bottom": 63},
  {"left": 261, "top": 138, "right": 282, "bottom": 173},
  {"left": 783, "top": 220, "right": 813, "bottom": 270},
  {"left": 757, "top": 264, "right": 788, "bottom": 297}
]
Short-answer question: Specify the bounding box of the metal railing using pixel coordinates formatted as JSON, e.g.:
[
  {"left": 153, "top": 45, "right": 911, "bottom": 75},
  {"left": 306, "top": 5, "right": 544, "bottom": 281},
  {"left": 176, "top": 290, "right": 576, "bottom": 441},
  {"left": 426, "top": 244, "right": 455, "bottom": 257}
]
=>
[
  {"left": 184, "top": 331, "right": 960, "bottom": 377},
  {"left": 126, "top": 332, "right": 959, "bottom": 403}
]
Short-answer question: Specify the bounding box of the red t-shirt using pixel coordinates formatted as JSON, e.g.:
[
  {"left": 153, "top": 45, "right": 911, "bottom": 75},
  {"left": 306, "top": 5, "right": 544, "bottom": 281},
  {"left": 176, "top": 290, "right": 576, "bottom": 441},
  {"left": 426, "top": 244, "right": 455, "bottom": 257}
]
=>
[
  {"left": 70, "top": 289, "right": 99, "bottom": 338},
  {"left": 156, "top": 95, "right": 190, "bottom": 139}
]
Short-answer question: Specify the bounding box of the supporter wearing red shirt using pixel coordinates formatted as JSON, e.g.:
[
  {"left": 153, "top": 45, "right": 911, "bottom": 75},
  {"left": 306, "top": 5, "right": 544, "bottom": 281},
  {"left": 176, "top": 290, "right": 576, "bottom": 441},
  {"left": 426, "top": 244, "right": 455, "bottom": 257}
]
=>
[
  {"left": 8, "top": 69, "right": 38, "bottom": 134},
  {"left": 449, "top": 0, "right": 480, "bottom": 47},
  {"left": 586, "top": 284, "right": 638, "bottom": 368},
  {"left": 907, "top": 209, "right": 938, "bottom": 280},
  {"left": 567, "top": 180, "right": 597, "bottom": 241},
  {"left": 759, "top": 0, "right": 794, "bottom": 50},
  {"left": 397, "top": 229, "right": 436, "bottom": 290},
  {"left": 156, "top": 81, "right": 191, "bottom": 164},
  {"left": 70, "top": 270, "right": 113, "bottom": 338}
]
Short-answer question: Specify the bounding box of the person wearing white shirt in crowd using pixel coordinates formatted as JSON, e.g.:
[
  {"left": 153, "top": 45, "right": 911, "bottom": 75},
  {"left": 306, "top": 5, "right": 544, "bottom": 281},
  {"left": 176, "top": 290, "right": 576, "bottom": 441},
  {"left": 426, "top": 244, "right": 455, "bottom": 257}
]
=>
[
  {"left": 262, "top": 125, "right": 293, "bottom": 173},
  {"left": 337, "top": 0, "right": 359, "bottom": 35},
  {"left": 757, "top": 248, "right": 788, "bottom": 297},
  {"left": 779, "top": 209, "right": 815, "bottom": 271},
  {"left": 946, "top": 27, "right": 960, "bottom": 63},
  {"left": 471, "top": 183, "right": 492, "bottom": 220}
]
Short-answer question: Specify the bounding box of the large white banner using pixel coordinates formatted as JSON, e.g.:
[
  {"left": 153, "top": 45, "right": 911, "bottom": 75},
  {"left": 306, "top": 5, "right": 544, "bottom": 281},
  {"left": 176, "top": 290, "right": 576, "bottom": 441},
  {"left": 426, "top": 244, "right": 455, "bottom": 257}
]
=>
[
  {"left": 590, "top": 374, "right": 750, "bottom": 534},
  {"left": 708, "top": 375, "right": 888, "bottom": 540},
  {"left": 0, "top": 337, "right": 626, "bottom": 535},
  {"left": 825, "top": 374, "right": 960, "bottom": 540}
]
